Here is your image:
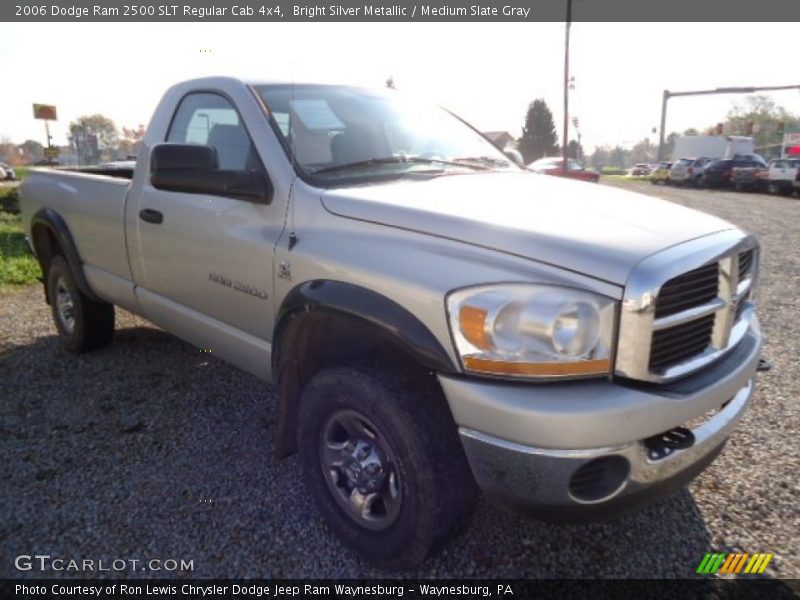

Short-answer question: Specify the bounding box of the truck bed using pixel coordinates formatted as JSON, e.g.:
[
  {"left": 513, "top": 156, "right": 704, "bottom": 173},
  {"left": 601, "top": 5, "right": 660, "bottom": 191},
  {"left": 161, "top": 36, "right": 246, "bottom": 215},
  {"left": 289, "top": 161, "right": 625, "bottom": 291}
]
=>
[{"left": 20, "top": 167, "right": 133, "bottom": 290}]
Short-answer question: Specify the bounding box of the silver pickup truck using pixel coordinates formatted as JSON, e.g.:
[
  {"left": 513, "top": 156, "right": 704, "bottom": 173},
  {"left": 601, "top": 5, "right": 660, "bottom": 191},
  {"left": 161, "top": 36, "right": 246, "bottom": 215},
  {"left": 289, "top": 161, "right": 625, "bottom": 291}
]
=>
[{"left": 20, "top": 77, "right": 762, "bottom": 569}]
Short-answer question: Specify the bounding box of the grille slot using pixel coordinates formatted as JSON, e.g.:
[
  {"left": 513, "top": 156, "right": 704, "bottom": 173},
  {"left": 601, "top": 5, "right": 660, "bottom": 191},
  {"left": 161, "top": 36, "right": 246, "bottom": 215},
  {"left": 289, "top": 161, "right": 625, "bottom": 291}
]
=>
[
  {"left": 739, "top": 248, "right": 755, "bottom": 279},
  {"left": 649, "top": 314, "right": 715, "bottom": 372},
  {"left": 655, "top": 263, "right": 719, "bottom": 319}
]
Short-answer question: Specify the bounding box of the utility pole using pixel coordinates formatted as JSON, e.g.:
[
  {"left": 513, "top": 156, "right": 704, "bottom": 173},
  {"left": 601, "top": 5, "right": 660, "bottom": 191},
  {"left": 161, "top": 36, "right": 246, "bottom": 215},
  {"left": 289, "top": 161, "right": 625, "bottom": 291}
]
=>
[
  {"left": 562, "top": 0, "right": 572, "bottom": 174},
  {"left": 657, "top": 84, "right": 800, "bottom": 160}
]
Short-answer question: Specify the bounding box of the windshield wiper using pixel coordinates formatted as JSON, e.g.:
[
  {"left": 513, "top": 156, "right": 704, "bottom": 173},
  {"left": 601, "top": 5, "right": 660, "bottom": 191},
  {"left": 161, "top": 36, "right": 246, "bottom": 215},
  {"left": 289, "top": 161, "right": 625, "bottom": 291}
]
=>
[
  {"left": 312, "top": 155, "right": 490, "bottom": 176},
  {"left": 451, "top": 156, "right": 512, "bottom": 168}
]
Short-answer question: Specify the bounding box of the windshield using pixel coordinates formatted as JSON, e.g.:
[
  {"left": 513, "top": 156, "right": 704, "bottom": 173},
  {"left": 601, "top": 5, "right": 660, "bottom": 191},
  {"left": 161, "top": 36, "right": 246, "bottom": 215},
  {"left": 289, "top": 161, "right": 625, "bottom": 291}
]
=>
[{"left": 255, "top": 84, "right": 518, "bottom": 185}]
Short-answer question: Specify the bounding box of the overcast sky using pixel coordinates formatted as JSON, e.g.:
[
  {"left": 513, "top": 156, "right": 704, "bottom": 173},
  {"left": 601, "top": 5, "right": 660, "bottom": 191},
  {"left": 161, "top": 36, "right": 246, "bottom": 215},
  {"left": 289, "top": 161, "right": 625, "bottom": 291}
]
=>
[{"left": 1, "top": 22, "right": 798, "bottom": 151}]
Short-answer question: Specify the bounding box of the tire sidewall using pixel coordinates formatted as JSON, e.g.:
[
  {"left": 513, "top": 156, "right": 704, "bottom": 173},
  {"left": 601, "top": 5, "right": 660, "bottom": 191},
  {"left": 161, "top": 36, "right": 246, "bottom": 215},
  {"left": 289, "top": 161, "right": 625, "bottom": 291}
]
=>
[
  {"left": 47, "top": 257, "right": 86, "bottom": 352},
  {"left": 297, "top": 368, "right": 440, "bottom": 568}
]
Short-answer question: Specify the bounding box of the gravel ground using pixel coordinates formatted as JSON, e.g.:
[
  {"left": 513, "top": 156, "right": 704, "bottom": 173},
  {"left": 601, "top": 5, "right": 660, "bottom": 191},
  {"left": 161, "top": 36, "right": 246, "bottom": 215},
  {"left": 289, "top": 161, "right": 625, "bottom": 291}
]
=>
[{"left": 0, "top": 183, "right": 798, "bottom": 579}]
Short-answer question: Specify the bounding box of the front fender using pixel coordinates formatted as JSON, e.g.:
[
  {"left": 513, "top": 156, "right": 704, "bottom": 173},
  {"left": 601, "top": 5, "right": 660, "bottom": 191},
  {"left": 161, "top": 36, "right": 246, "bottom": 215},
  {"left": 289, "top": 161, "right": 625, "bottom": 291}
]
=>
[
  {"left": 270, "top": 280, "right": 457, "bottom": 457},
  {"left": 273, "top": 279, "right": 456, "bottom": 375}
]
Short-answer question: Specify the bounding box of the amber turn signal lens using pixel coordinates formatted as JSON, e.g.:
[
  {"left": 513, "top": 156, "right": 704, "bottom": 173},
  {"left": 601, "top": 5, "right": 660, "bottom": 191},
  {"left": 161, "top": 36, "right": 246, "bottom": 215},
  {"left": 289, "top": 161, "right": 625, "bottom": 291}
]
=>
[
  {"left": 459, "top": 306, "right": 491, "bottom": 350},
  {"left": 463, "top": 356, "right": 610, "bottom": 377}
]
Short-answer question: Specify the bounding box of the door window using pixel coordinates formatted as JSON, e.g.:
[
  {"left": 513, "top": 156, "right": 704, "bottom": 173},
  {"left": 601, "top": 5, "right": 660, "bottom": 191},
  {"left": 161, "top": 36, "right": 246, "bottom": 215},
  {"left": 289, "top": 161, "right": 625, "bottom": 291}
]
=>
[{"left": 167, "top": 92, "right": 262, "bottom": 172}]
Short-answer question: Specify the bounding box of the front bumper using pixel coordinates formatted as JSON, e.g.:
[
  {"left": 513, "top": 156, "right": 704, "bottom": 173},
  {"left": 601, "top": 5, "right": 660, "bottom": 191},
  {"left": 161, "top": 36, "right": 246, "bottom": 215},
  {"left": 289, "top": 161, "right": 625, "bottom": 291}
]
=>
[{"left": 438, "top": 326, "right": 761, "bottom": 520}]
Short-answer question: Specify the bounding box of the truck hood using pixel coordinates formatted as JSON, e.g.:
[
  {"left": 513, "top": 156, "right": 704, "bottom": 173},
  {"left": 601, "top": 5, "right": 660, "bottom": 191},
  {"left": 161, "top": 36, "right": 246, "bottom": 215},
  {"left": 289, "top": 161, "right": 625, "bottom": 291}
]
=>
[{"left": 320, "top": 171, "right": 733, "bottom": 285}]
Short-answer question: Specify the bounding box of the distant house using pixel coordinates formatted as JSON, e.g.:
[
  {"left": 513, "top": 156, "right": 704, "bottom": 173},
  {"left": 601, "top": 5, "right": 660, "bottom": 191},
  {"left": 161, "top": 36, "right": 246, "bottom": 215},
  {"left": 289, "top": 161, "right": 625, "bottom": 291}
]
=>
[{"left": 482, "top": 131, "right": 517, "bottom": 150}]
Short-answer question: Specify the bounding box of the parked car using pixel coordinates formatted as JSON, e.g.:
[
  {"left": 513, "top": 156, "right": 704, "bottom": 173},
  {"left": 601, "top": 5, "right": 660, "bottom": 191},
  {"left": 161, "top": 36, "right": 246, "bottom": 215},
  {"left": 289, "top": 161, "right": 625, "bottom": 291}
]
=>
[
  {"left": 629, "top": 163, "right": 651, "bottom": 176},
  {"left": 19, "top": 77, "right": 763, "bottom": 569},
  {"left": 731, "top": 164, "right": 768, "bottom": 192},
  {"left": 766, "top": 158, "right": 800, "bottom": 195},
  {"left": 668, "top": 157, "right": 711, "bottom": 186},
  {"left": 701, "top": 156, "right": 766, "bottom": 188},
  {"left": 0, "top": 162, "right": 15, "bottom": 180},
  {"left": 528, "top": 157, "right": 600, "bottom": 182},
  {"left": 0, "top": 165, "right": 6, "bottom": 180},
  {"left": 650, "top": 161, "right": 673, "bottom": 184}
]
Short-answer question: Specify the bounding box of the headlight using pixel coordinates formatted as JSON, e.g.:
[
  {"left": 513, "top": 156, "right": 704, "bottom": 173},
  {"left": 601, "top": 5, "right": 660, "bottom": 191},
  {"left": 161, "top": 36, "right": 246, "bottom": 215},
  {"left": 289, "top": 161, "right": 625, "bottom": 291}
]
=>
[{"left": 447, "top": 284, "right": 617, "bottom": 379}]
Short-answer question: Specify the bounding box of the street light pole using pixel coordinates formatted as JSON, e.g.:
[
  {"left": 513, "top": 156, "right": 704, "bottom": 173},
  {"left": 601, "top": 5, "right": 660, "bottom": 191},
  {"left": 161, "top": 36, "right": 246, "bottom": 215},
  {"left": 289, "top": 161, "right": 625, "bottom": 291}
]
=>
[
  {"left": 657, "top": 90, "right": 669, "bottom": 161},
  {"left": 562, "top": 0, "right": 572, "bottom": 174}
]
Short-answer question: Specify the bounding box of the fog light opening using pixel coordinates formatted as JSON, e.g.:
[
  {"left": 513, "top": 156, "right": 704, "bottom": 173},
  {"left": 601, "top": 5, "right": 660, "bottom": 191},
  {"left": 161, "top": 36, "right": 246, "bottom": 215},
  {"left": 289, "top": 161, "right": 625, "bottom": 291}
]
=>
[{"left": 568, "top": 455, "right": 630, "bottom": 503}]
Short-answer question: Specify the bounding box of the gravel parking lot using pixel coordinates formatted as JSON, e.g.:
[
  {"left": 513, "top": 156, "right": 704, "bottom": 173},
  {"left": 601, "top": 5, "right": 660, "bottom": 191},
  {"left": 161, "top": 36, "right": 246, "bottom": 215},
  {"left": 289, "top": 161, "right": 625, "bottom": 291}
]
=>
[{"left": 1, "top": 182, "right": 798, "bottom": 579}]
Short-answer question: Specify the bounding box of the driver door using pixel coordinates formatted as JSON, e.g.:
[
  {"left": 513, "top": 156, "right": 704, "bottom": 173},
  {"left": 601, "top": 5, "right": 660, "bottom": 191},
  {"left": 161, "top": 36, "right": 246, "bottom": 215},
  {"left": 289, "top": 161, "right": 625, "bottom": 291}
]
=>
[{"left": 132, "top": 92, "right": 285, "bottom": 378}]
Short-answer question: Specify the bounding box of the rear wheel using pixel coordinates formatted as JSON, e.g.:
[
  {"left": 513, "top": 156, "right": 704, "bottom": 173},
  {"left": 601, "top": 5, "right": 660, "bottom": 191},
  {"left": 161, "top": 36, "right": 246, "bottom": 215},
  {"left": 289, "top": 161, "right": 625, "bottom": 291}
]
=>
[
  {"left": 297, "top": 365, "right": 478, "bottom": 569},
  {"left": 46, "top": 256, "right": 114, "bottom": 352}
]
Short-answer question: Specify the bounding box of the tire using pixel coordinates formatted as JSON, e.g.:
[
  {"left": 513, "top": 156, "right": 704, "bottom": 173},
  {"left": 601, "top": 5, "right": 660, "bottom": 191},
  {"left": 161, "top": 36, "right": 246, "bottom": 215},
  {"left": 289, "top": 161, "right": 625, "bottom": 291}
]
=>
[
  {"left": 46, "top": 256, "right": 115, "bottom": 352},
  {"left": 297, "top": 364, "right": 478, "bottom": 569}
]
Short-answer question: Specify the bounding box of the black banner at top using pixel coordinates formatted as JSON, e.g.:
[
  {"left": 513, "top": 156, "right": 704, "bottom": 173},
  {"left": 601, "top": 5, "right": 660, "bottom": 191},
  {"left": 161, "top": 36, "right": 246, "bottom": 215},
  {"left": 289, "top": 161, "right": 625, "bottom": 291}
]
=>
[{"left": 3, "top": 0, "right": 800, "bottom": 22}]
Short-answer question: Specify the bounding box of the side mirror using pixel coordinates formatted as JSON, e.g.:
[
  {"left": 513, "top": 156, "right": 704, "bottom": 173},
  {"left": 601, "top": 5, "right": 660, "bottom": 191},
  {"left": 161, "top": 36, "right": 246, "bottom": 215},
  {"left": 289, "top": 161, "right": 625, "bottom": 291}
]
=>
[{"left": 149, "top": 143, "right": 272, "bottom": 204}]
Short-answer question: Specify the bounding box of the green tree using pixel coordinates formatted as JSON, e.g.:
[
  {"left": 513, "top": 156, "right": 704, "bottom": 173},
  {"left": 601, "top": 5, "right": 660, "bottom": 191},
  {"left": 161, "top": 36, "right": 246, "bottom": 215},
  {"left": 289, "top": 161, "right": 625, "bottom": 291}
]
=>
[
  {"left": 608, "top": 145, "right": 630, "bottom": 168},
  {"left": 724, "top": 95, "right": 799, "bottom": 150},
  {"left": 0, "top": 137, "right": 18, "bottom": 165},
  {"left": 118, "top": 124, "right": 146, "bottom": 158},
  {"left": 518, "top": 98, "right": 558, "bottom": 163},
  {"left": 589, "top": 145, "right": 609, "bottom": 169},
  {"left": 68, "top": 114, "right": 119, "bottom": 163},
  {"left": 19, "top": 139, "right": 44, "bottom": 164},
  {"left": 630, "top": 137, "right": 655, "bottom": 164},
  {"left": 567, "top": 139, "right": 584, "bottom": 160},
  {"left": 661, "top": 132, "right": 678, "bottom": 161}
]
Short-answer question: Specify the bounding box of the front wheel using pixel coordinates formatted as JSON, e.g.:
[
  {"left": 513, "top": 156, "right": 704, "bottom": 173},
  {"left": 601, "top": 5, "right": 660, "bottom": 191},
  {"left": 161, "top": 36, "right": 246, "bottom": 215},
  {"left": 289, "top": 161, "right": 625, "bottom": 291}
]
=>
[
  {"left": 46, "top": 256, "right": 115, "bottom": 352},
  {"left": 297, "top": 365, "right": 478, "bottom": 569}
]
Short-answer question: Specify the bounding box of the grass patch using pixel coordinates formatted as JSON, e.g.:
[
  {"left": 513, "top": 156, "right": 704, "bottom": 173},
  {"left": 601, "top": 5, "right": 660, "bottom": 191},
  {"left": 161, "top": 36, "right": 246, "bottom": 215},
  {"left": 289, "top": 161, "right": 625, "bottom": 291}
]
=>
[
  {"left": 10, "top": 166, "right": 29, "bottom": 181},
  {"left": 0, "top": 212, "right": 41, "bottom": 288},
  {"left": 601, "top": 174, "right": 651, "bottom": 183},
  {"left": 0, "top": 187, "right": 20, "bottom": 213}
]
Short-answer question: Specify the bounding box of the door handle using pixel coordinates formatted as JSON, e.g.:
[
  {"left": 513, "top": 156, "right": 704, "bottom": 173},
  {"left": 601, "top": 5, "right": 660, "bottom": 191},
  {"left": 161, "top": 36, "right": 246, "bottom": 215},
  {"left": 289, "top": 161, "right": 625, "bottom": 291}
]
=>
[{"left": 139, "top": 208, "right": 163, "bottom": 224}]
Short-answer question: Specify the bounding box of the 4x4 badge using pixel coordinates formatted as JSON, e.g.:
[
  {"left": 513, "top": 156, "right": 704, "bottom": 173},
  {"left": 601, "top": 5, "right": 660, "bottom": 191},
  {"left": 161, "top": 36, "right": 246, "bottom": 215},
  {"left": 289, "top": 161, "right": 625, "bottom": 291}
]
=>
[{"left": 278, "top": 260, "right": 291, "bottom": 280}]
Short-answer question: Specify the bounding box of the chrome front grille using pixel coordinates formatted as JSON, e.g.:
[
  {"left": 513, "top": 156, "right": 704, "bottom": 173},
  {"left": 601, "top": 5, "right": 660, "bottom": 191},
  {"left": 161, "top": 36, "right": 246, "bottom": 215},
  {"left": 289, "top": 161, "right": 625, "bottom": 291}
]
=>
[{"left": 616, "top": 230, "right": 758, "bottom": 384}]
